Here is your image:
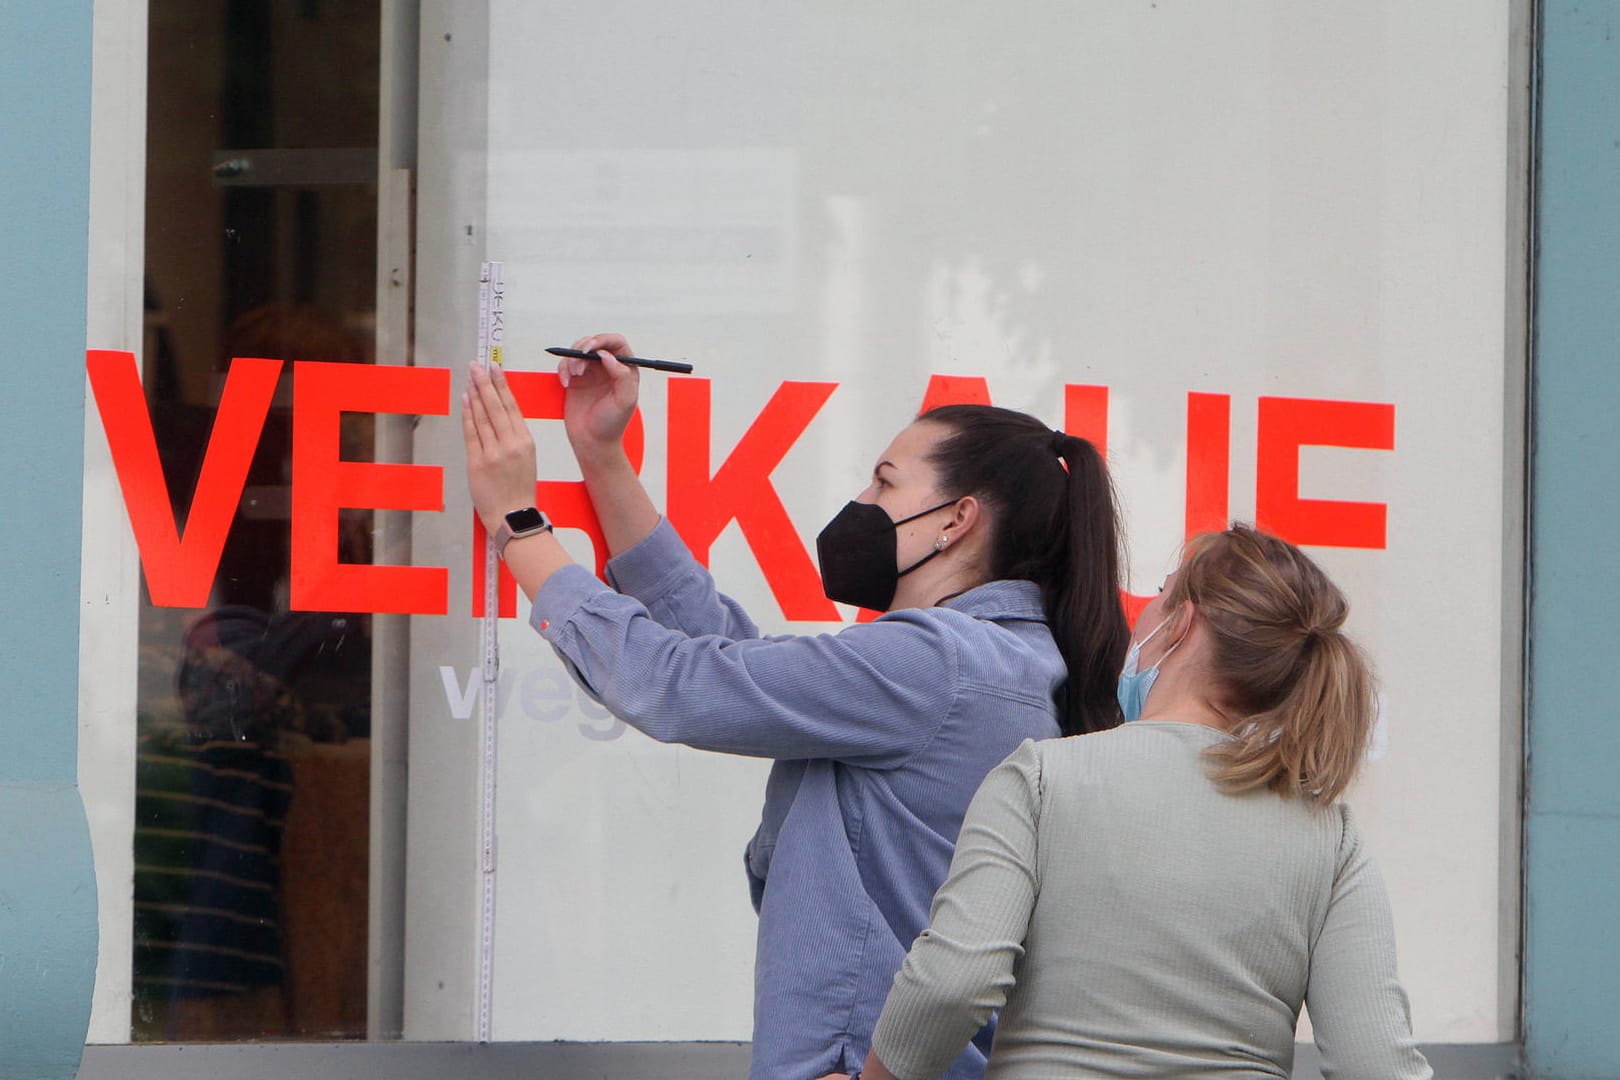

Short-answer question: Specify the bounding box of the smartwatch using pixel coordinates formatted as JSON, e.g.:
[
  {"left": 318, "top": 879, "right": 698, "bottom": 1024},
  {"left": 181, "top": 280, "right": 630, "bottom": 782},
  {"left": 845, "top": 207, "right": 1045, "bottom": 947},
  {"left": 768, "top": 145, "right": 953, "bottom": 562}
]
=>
[{"left": 493, "top": 506, "right": 552, "bottom": 558}]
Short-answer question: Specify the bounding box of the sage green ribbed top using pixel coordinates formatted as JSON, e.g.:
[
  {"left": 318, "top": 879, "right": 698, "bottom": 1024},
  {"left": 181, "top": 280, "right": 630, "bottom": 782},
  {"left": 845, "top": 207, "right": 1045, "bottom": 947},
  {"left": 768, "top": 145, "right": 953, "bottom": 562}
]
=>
[{"left": 870, "top": 722, "right": 1431, "bottom": 1079}]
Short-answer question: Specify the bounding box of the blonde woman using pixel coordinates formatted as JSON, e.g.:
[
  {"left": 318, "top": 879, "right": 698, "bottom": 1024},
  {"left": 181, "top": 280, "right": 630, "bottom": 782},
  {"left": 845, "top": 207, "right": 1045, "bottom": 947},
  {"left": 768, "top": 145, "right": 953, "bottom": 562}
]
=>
[{"left": 858, "top": 525, "right": 1431, "bottom": 1080}]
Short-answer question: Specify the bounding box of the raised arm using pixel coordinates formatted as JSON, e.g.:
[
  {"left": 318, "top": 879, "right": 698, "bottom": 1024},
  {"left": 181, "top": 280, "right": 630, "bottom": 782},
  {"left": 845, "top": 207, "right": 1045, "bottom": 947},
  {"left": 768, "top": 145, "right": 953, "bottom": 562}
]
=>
[
  {"left": 461, "top": 342, "right": 661, "bottom": 596},
  {"left": 600, "top": 518, "right": 767, "bottom": 641},
  {"left": 468, "top": 354, "right": 952, "bottom": 763},
  {"left": 532, "top": 564, "right": 957, "bottom": 764},
  {"left": 560, "top": 332, "right": 661, "bottom": 557},
  {"left": 1305, "top": 806, "right": 1433, "bottom": 1080},
  {"left": 867, "top": 740, "right": 1044, "bottom": 1079},
  {"left": 464, "top": 358, "right": 577, "bottom": 595},
  {"left": 470, "top": 340, "right": 762, "bottom": 641}
]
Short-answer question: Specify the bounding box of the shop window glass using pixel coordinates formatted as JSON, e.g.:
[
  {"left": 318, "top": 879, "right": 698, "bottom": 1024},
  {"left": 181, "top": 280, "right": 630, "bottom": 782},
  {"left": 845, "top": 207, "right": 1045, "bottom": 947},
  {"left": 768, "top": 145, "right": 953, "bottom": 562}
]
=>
[{"left": 132, "top": 0, "right": 379, "bottom": 1041}]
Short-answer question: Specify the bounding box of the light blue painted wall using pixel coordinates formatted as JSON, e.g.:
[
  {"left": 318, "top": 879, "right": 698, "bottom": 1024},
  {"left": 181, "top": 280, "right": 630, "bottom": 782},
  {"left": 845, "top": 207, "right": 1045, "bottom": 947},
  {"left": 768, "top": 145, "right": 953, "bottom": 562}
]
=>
[
  {"left": 1525, "top": 2, "right": 1620, "bottom": 1078},
  {"left": 0, "top": 2, "right": 100, "bottom": 1078}
]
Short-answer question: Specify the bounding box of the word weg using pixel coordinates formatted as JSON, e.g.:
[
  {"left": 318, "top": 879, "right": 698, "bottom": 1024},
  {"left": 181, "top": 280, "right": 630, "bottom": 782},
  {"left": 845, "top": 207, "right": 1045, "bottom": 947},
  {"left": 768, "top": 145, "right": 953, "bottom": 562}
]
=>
[{"left": 86, "top": 351, "right": 1394, "bottom": 624}]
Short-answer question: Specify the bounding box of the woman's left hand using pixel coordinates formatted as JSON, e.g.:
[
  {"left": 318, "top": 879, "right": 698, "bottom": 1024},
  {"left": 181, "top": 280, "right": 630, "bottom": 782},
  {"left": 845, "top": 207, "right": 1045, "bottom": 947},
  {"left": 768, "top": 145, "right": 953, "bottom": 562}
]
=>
[{"left": 463, "top": 360, "right": 538, "bottom": 534}]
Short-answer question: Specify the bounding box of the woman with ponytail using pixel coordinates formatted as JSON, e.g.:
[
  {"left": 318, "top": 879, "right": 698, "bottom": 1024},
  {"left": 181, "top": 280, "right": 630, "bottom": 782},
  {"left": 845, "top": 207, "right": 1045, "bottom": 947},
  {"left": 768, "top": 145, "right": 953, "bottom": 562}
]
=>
[
  {"left": 463, "top": 334, "right": 1129, "bottom": 1080},
  {"left": 862, "top": 525, "right": 1432, "bottom": 1080}
]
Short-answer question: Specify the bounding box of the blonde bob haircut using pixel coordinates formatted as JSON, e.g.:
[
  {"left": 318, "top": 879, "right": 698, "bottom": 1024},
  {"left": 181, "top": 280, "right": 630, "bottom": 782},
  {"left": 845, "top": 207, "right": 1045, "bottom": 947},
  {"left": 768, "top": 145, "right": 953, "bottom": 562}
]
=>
[{"left": 1162, "top": 524, "right": 1375, "bottom": 806}]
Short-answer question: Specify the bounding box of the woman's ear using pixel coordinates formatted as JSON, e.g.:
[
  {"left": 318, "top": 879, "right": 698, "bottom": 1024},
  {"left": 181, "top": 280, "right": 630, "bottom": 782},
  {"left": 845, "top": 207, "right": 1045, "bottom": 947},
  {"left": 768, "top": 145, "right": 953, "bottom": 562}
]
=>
[
  {"left": 1166, "top": 602, "right": 1197, "bottom": 650},
  {"left": 943, "top": 495, "right": 981, "bottom": 543}
]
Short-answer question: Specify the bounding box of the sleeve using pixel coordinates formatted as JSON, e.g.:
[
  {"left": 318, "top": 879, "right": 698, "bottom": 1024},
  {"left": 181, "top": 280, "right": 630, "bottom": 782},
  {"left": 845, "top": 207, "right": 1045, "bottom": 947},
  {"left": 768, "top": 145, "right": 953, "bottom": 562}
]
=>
[
  {"left": 531, "top": 563, "right": 960, "bottom": 766},
  {"left": 869, "top": 740, "right": 1044, "bottom": 1080},
  {"left": 602, "top": 517, "right": 763, "bottom": 641},
  {"left": 1305, "top": 805, "right": 1433, "bottom": 1080}
]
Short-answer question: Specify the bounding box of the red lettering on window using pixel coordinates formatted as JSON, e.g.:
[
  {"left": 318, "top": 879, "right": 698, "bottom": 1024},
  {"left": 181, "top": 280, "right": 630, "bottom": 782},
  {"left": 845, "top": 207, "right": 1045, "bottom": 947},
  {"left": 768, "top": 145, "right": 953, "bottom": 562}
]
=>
[
  {"left": 918, "top": 374, "right": 992, "bottom": 414},
  {"left": 290, "top": 362, "right": 450, "bottom": 614},
  {"left": 1185, "top": 392, "right": 1230, "bottom": 539},
  {"left": 472, "top": 371, "right": 646, "bottom": 617},
  {"left": 90, "top": 345, "right": 1395, "bottom": 625},
  {"left": 667, "top": 379, "right": 840, "bottom": 622},
  {"left": 1255, "top": 397, "right": 1394, "bottom": 549},
  {"left": 87, "top": 350, "right": 280, "bottom": 608},
  {"left": 1063, "top": 384, "right": 1109, "bottom": 455}
]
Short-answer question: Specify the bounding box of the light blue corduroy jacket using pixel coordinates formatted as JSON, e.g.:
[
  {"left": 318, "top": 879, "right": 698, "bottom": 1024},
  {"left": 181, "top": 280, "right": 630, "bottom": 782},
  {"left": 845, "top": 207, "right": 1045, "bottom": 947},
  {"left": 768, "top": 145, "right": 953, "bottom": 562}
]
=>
[{"left": 532, "top": 518, "right": 1066, "bottom": 1079}]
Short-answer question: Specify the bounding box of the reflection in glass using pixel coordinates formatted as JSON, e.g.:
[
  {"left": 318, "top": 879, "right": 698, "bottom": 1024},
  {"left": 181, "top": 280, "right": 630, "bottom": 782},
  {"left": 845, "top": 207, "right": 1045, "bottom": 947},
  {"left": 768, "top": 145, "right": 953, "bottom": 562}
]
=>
[{"left": 132, "top": 0, "right": 379, "bottom": 1041}]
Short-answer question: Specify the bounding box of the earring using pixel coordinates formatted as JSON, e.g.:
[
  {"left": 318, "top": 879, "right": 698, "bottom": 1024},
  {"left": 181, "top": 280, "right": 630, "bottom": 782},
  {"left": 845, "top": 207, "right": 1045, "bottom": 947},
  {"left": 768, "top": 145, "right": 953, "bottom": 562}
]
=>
[{"left": 934, "top": 535, "right": 948, "bottom": 551}]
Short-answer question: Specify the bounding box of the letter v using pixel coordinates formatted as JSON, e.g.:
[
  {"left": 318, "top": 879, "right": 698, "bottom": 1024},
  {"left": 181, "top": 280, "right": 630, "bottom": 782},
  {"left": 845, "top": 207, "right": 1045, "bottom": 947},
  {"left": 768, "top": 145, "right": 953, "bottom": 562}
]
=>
[
  {"left": 439, "top": 665, "right": 479, "bottom": 720},
  {"left": 87, "top": 350, "right": 281, "bottom": 607}
]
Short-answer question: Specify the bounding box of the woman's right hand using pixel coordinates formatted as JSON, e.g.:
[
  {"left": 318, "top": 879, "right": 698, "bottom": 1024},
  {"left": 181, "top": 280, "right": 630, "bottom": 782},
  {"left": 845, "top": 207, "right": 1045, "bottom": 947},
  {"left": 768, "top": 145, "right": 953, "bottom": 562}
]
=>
[{"left": 559, "top": 331, "right": 640, "bottom": 461}]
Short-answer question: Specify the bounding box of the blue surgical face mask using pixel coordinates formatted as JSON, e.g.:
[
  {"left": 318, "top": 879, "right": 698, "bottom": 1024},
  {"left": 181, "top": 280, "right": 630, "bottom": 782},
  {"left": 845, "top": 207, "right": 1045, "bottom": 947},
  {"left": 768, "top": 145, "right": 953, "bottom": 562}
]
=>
[{"left": 1116, "top": 613, "right": 1182, "bottom": 722}]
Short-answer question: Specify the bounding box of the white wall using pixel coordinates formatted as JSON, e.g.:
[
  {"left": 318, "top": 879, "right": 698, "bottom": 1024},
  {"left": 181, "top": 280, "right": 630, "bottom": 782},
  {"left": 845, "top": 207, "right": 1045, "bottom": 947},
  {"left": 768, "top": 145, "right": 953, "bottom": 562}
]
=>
[{"left": 398, "top": 0, "right": 1521, "bottom": 1044}]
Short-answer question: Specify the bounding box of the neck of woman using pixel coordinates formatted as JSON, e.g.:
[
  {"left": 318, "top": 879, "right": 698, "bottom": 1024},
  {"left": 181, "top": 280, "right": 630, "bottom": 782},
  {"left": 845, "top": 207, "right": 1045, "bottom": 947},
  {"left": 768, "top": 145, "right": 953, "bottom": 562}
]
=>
[
  {"left": 891, "top": 556, "right": 992, "bottom": 612},
  {"left": 1136, "top": 670, "right": 1234, "bottom": 731}
]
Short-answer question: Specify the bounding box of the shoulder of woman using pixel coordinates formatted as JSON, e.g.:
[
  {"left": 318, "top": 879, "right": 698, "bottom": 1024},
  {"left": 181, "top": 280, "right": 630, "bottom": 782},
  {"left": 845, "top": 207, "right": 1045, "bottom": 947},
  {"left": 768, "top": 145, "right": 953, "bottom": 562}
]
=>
[
  {"left": 1014, "top": 727, "right": 1142, "bottom": 790},
  {"left": 1006, "top": 735, "right": 1070, "bottom": 785},
  {"left": 1326, "top": 800, "right": 1375, "bottom": 876},
  {"left": 845, "top": 603, "right": 987, "bottom": 654},
  {"left": 868, "top": 597, "right": 1046, "bottom": 647},
  {"left": 971, "top": 737, "right": 1049, "bottom": 809},
  {"left": 818, "top": 605, "right": 966, "bottom": 688}
]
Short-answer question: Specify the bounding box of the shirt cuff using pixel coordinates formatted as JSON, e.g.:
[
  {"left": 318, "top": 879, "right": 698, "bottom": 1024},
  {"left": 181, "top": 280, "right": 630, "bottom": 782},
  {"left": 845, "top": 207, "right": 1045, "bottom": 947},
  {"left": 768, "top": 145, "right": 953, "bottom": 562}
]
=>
[
  {"left": 603, "top": 516, "right": 693, "bottom": 599},
  {"left": 530, "top": 563, "right": 611, "bottom": 640}
]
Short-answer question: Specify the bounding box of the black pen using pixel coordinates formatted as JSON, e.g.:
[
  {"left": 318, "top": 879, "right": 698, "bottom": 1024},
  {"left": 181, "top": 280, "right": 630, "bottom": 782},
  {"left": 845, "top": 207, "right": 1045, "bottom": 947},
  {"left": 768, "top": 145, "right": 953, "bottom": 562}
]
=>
[{"left": 545, "top": 346, "right": 694, "bottom": 374}]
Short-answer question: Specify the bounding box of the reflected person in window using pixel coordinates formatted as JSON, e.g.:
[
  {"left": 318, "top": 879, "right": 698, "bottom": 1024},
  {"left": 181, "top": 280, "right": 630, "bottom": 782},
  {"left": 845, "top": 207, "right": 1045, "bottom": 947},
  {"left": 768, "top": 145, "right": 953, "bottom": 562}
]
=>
[
  {"left": 461, "top": 333, "right": 1130, "bottom": 1080},
  {"left": 860, "top": 526, "right": 1432, "bottom": 1080}
]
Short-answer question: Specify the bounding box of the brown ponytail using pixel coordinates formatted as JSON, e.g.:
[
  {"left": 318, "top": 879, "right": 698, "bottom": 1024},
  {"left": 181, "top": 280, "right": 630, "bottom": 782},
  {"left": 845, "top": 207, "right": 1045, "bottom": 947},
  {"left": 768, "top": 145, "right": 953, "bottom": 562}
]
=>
[
  {"left": 1162, "top": 525, "right": 1375, "bottom": 805},
  {"left": 918, "top": 405, "right": 1129, "bottom": 736}
]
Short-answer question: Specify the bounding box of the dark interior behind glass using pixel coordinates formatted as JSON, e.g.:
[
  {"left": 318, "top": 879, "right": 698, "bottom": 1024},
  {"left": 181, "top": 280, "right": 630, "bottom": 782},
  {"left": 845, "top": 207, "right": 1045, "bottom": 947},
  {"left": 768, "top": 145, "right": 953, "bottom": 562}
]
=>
[{"left": 133, "top": 0, "right": 380, "bottom": 1041}]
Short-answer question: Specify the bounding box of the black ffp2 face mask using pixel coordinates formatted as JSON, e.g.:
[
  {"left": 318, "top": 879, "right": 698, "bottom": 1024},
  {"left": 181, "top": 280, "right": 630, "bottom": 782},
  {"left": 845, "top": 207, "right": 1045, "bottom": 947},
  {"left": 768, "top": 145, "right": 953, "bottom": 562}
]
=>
[{"left": 815, "top": 499, "right": 957, "bottom": 612}]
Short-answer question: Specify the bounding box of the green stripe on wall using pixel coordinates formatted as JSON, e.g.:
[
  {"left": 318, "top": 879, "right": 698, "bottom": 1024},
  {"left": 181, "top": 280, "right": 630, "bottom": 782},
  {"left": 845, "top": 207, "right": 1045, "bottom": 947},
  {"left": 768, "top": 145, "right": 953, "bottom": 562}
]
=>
[
  {"left": 1525, "top": 1, "right": 1620, "bottom": 1076},
  {"left": 0, "top": 1, "right": 99, "bottom": 1077}
]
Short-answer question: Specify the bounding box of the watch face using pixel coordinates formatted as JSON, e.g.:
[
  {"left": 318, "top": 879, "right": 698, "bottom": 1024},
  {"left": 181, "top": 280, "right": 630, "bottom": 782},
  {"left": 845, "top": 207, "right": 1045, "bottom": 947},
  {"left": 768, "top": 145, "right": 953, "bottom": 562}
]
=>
[{"left": 505, "top": 507, "right": 546, "bottom": 532}]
